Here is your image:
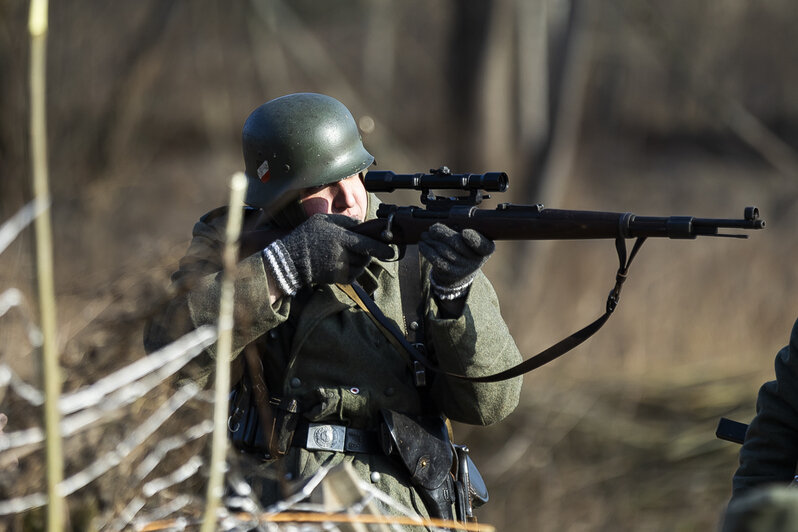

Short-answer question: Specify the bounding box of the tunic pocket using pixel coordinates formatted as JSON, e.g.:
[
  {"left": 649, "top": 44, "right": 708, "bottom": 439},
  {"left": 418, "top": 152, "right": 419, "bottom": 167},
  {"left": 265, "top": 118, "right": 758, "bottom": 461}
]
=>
[{"left": 305, "top": 386, "right": 374, "bottom": 427}]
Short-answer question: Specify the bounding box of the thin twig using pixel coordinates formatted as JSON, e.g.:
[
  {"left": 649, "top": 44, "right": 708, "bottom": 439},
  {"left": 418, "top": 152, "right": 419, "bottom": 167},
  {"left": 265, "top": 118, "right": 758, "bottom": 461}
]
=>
[
  {"left": 60, "top": 325, "right": 216, "bottom": 415},
  {"left": 200, "top": 172, "right": 247, "bottom": 532},
  {"left": 0, "top": 384, "right": 201, "bottom": 516},
  {"left": 0, "top": 288, "right": 44, "bottom": 346},
  {"left": 141, "top": 510, "right": 494, "bottom": 532},
  {"left": 0, "top": 327, "right": 216, "bottom": 453},
  {"left": 0, "top": 200, "right": 49, "bottom": 256},
  {"left": 0, "top": 364, "right": 44, "bottom": 407}
]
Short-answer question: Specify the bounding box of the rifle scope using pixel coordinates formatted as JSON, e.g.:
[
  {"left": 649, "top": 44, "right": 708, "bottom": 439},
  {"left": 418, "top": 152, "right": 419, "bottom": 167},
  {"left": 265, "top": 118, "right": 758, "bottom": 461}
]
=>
[{"left": 365, "top": 170, "right": 508, "bottom": 193}]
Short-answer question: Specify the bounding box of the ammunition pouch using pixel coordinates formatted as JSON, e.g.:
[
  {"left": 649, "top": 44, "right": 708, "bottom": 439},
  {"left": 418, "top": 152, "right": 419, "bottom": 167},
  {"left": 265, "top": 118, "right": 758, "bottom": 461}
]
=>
[
  {"left": 267, "top": 397, "right": 301, "bottom": 456},
  {"left": 228, "top": 373, "right": 266, "bottom": 454},
  {"left": 228, "top": 372, "right": 300, "bottom": 458}
]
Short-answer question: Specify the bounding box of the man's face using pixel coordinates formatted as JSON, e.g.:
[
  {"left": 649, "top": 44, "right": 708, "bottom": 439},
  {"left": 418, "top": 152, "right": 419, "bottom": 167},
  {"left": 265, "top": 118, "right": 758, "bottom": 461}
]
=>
[{"left": 299, "top": 173, "right": 368, "bottom": 221}]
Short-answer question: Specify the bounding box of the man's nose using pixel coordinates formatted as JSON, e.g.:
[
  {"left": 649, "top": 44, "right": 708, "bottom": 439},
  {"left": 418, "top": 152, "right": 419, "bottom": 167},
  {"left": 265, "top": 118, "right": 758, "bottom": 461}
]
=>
[{"left": 335, "top": 180, "right": 357, "bottom": 207}]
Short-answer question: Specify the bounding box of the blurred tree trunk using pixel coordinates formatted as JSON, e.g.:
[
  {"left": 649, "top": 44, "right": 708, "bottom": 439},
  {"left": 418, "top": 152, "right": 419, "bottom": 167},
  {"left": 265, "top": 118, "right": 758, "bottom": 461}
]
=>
[
  {"left": 92, "top": 0, "right": 177, "bottom": 176},
  {"left": 478, "top": 0, "right": 515, "bottom": 171},
  {"left": 445, "top": 0, "right": 577, "bottom": 192},
  {"left": 521, "top": 0, "right": 578, "bottom": 205},
  {"left": 0, "top": 1, "right": 33, "bottom": 214},
  {"left": 363, "top": 0, "right": 396, "bottom": 120},
  {"left": 445, "top": 0, "right": 494, "bottom": 170},
  {"left": 515, "top": 0, "right": 550, "bottom": 182}
]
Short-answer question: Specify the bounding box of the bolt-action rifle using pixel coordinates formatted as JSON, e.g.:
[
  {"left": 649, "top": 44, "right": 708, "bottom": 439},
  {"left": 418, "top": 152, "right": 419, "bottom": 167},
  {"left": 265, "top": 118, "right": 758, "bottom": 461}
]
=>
[
  {"left": 354, "top": 167, "right": 764, "bottom": 245},
  {"left": 348, "top": 167, "right": 765, "bottom": 383}
]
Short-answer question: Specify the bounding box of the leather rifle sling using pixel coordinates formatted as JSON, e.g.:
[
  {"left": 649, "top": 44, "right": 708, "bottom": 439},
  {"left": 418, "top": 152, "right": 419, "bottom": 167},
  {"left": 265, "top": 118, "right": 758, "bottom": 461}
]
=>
[{"left": 341, "top": 236, "right": 647, "bottom": 383}]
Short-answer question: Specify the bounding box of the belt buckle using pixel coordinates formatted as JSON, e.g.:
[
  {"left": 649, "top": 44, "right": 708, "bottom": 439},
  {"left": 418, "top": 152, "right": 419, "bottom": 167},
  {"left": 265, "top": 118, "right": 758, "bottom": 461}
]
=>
[{"left": 306, "top": 423, "right": 346, "bottom": 452}]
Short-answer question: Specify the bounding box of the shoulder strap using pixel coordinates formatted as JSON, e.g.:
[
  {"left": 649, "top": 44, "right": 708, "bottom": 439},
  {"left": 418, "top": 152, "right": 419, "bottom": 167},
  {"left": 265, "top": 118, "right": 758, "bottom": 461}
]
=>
[
  {"left": 397, "top": 245, "right": 429, "bottom": 386},
  {"left": 341, "top": 236, "right": 646, "bottom": 383}
]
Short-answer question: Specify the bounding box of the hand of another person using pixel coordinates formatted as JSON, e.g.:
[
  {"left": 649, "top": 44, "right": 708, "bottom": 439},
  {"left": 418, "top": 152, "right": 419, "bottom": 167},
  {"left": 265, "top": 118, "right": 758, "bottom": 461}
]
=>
[
  {"left": 419, "top": 223, "right": 495, "bottom": 301},
  {"left": 263, "top": 214, "right": 394, "bottom": 295}
]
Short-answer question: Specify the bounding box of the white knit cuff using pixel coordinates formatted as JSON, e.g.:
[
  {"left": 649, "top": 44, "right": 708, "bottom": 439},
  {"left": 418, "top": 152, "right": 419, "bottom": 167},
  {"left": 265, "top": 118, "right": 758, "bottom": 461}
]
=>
[
  {"left": 262, "top": 240, "right": 301, "bottom": 296},
  {"left": 430, "top": 275, "right": 474, "bottom": 301}
]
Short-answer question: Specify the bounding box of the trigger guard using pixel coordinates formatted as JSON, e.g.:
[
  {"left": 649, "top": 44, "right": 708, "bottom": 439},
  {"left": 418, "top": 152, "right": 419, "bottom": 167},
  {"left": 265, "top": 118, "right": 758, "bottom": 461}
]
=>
[{"left": 383, "top": 244, "right": 406, "bottom": 262}]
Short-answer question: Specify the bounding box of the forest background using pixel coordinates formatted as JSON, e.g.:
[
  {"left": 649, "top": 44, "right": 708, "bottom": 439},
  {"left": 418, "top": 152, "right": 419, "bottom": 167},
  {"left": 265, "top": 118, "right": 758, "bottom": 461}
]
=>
[{"left": 2, "top": 1, "right": 798, "bottom": 530}]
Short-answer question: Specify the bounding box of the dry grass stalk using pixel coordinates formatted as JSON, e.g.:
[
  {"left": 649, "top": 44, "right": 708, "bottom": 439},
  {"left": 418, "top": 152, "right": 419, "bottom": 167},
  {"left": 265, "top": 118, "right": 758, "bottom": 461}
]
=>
[
  {"left": 200, "top": 172, "right": 247, "bottom": 532},
  {"left": 27, "top": 0, "right": 65, "bottom": 530}
]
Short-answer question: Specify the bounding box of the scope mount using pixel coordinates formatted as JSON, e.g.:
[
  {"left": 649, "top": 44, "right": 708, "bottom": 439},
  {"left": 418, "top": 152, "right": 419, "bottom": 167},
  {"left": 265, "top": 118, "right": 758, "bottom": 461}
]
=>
[{"left": 420, "top": 167, "right": 491, "bottom": 210}]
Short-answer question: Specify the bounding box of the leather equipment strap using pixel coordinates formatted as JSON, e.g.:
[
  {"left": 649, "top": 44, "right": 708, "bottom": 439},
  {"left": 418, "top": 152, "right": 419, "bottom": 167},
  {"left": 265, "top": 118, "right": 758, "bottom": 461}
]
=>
[
  {"left": 340, "top": 236, "right": 647, "bottom": 382},
  {"left": 398, "top": 245, "right": 424, "bottom": 345}
]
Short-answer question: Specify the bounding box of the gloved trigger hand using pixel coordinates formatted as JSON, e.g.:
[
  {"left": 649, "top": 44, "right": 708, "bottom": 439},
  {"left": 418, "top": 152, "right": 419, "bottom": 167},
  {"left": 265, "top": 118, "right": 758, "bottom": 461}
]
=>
[{"left": 419, "top": 223, "right": 495, "bottom": 301}]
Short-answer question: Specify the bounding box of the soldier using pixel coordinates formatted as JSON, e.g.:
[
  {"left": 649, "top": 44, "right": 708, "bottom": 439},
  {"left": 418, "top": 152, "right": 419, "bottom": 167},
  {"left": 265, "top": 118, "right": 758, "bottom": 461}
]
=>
[
  {"left": 144, "top": 93, "right": 523, "bottom": 523},
  {"left": 720, "top": 317, "right": 798, "bottom": 531},
  {"left": 731, "top": 317, "right": 798, "bottom": 498}
]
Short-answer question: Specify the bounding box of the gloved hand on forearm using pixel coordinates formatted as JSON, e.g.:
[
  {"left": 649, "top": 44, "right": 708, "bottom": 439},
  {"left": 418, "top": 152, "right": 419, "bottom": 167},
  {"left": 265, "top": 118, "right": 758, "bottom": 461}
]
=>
[
  {"left": 262, "top": 213, "right": 394, "bottom": 296},
  {"left": 419, "top": 223, "right": 495, "bottom": 301}
]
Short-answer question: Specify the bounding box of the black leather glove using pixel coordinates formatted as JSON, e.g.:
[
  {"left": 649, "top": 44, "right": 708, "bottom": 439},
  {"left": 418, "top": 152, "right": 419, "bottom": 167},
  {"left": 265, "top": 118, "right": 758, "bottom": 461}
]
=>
[
  {"left": 263, "top": 213, "right": 394, "bottom": 295},
  {"left": 419, "top": 223, "right": 495, "bottom": 301}
]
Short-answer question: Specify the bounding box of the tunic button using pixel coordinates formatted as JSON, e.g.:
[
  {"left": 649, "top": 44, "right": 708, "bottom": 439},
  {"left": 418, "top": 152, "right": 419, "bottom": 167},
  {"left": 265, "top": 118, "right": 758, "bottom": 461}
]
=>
[
  {"left": 384, "top": 387, "right": 395, "bottom": 397},
  {"left": 370, "top": 471, "right": 381, "bottom": 483},
  {"left": 409, "top": 321, "right": 419, "bottom": 331},
  {"left": 269, "top": 330, "right": 278, "bottom": 339},
  {"left": 290, "top": 377, "right": 302, "bottom": 388}
]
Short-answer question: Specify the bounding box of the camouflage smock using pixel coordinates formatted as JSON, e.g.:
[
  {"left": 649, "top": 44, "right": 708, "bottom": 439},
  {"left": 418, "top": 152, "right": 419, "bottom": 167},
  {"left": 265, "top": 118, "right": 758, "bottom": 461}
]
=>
[{"left": 144, "top": 194, "right": 523, "bottom": 520}]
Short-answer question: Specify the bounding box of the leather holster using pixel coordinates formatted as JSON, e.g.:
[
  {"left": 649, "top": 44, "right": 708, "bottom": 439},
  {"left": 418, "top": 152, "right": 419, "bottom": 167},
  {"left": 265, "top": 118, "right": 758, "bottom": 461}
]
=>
[{"left": 380, "top": 410, "right": 456, "bottom": 520}]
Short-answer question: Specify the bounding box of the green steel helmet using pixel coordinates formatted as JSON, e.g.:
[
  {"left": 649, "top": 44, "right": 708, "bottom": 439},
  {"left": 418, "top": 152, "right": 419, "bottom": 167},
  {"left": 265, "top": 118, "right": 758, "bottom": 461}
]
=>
[{"left": 242, "top": 93, "right": 374, "bottom": 210}]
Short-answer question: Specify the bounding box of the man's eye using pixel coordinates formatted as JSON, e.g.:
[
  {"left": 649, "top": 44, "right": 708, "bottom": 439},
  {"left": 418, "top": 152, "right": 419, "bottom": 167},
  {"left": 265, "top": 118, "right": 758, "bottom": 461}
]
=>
[{"left": 301, "top": 185, "right": 325, "bottom": 196}]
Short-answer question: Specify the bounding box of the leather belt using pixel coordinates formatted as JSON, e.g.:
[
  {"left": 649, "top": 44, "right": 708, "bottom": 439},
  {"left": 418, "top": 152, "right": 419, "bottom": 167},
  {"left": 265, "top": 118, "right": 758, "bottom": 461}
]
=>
[{"left": 292, "top": 420, "right": 381, "bottom": 454}]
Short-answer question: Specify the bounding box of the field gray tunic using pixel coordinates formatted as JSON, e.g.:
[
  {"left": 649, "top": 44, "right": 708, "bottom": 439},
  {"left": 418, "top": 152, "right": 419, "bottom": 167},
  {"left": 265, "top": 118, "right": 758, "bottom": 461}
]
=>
[{"left": 144, "top": 194, "right": 523, "bottom": 518}]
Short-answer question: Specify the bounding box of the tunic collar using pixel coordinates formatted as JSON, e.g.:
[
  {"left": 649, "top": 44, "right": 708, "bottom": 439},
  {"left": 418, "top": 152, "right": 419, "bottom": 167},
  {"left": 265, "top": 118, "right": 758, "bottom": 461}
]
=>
[{"left": 357, "top": 193, "right": 398, "bottom": 295}]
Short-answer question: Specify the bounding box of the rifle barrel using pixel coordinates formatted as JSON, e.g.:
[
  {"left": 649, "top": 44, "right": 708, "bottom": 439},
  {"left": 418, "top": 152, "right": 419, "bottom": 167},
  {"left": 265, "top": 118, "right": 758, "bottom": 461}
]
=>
[{"left": 352, "top": 204, "right": 765, "bottom": 244}]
